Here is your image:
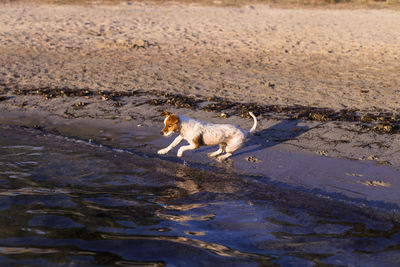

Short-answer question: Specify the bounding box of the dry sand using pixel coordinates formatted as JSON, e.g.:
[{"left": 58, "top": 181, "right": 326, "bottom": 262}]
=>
[
  {"left": 0, "top": 1, "right": 400, "bottom": 203},
  {"left": 1, "top": 2, "right": 399, "bottom": 111}
]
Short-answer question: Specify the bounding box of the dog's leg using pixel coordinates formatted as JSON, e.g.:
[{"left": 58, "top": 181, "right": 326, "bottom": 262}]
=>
[
  {"left": 216, "top": 152, "right": 233, "bottom": 161},
  {"left": 158, "top": 135, "right": 184, "bottom": 155},
  {"left": 216, "top": 138, "right": 243, "bottom": 161},
  {"left": 208, "top": 143, "right": 226, "bottom": 157},
  {"left": 177, "top": 141, "right": 197, "bottom": 157},
  {"left": 208, "top": 148, "right": 223, "bottom": 157}
]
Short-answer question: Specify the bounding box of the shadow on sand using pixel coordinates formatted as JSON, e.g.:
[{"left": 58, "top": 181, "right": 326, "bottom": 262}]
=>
[{"left": 232, "top": 119, "right": 312, "bottom": 158}]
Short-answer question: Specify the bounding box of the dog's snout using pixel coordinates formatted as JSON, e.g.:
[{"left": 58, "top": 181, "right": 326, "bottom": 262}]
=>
[{"left": 160, "top": 131, "right": 164, "bottom": 135}]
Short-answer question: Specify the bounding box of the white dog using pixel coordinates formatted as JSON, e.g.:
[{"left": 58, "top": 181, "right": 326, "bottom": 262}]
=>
[{"left": 157, "top": 111, "right": 257, "bottom": 161}]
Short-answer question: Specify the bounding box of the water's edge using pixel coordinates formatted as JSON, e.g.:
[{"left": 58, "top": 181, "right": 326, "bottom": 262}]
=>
[{"left": 1, "top": 109, "right": 399, "bottom": 220}]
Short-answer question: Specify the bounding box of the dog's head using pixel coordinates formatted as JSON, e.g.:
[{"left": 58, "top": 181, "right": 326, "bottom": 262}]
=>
[{"left": 160, "top": 110, "right": 180, "bottom": 137}]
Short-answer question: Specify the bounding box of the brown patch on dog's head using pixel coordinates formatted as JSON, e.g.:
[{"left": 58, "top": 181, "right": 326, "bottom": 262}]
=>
[
  {"left": 161, "top": 112, "right": 180, "bottom": 136},
  {"left": 161, "top": 110, "right": 170, "bottom": 117}
]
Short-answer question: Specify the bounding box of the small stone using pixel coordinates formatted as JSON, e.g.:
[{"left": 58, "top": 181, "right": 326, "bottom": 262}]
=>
[
  {"left": 73, "top": 102, "right": 88, "bottom": 109},
  {"left": 317, "top": 150, "right": 328, "bottom": 156},
  {"left": 268, "top": 82, "right": 275, "bottom": 89},
  {"left": 245, "top": 156, "right": 260, "bottom": 163},
  {"left": 217, "top": 112, "right": 229, "bottom": 118}
]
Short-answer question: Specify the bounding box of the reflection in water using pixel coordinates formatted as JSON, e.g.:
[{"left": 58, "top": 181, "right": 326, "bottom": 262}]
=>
[
  {"left": 0, "top": 125, "right": 400, "bottom": 266},
  {"left": 0, "top": 247, "right": 58, "bottom": 255}
]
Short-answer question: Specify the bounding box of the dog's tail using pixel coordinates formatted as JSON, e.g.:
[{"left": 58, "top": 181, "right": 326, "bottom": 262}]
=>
[{"left": 248, "top": 112, "right": 257, "bottom": 134}]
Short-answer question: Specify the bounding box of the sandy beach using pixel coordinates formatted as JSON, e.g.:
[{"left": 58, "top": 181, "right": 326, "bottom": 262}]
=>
[
  {"left": 0, "top": 1, "right": 400, "bottom": 202},
  {"left": 1, "top": 2, "right": 400, "bottom": 110},
  {"left": 1, "top": 2, "right": 400, "bottom": 265}
]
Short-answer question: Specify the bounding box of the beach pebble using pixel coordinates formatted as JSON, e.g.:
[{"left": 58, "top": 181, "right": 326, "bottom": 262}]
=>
[
  {"left": 367, "top": 155, "right": 378, "bottom": 160},
  {"left": 317, "top": 150, "right": 328, "bottom": 156},
  {"left": 245, "top": 156, "right": 260, "bottom": 163},
  {"left": 217, "top": 112, "right": 229, "bottom": 118}
]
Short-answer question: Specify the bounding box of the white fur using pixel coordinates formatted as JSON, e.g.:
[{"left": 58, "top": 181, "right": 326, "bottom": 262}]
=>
[{"left": 158, "top": 112, "right": 257, "bottom": 161}]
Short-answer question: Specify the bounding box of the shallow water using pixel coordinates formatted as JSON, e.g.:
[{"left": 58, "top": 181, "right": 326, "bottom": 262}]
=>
[{"left": 1, "top": 125, "right": 400, "bottom": 266}]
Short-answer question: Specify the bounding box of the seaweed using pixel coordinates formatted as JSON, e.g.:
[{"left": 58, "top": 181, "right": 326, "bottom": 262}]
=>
[{"left": 11, "top": 86, "right": 400, "bottom": 134}]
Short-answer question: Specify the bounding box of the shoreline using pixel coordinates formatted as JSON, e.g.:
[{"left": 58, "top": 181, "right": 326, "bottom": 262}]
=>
[
  {"left": 1, "top": 86, "right": 399, "bottom": 168},
  {"left": 1, "top": 104, "right": 400, "bottom": 214}
]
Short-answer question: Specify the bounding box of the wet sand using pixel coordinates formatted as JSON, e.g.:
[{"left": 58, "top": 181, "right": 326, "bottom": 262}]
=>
[
  {"left": 0, "top": 2, "right": 400, "bottom": 209},
  {"left": 1, "top": 108, "right": 400, "bottom": 216}
]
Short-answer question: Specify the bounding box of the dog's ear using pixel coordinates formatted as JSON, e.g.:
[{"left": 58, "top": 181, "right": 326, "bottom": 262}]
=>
[{"left": 161, "top": 110, "right": 170, "bottom": 117}]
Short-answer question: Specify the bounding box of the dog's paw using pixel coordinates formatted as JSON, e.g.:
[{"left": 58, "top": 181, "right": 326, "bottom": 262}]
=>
[
  {"left": 158, "top": 149, "right": 168, "bottom": 155},
  {"left": 177, "top": 148, "right": 184, "bottom": 157}
]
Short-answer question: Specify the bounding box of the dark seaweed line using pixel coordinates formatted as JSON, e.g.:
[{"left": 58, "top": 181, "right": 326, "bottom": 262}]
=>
[
  {"left": 10, "top": 86, "right": 400, "bottom": 134},
  {"left": 145, "top": 94, "right": 400, "bottom": 134}
]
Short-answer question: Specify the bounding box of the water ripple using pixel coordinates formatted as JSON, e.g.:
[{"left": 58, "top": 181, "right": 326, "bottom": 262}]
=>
[{"left": 0, "top": 247, "right": 57, "bottom": 255}]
